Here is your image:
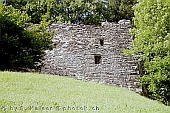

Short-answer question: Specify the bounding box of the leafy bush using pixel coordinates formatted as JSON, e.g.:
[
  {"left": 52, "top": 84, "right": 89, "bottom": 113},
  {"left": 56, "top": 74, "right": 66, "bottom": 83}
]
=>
[
  {"left": 125, "top": 0, "right": 170, "bottom": 105},
  {"left": 0, "top": 3, "right": 53, "bottom": 71}
]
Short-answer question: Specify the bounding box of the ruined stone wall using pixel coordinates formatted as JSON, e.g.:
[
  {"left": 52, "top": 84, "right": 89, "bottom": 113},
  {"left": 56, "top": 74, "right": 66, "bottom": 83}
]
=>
[{"left": 41, "top": 20, "right": 141, "bottom": 92}]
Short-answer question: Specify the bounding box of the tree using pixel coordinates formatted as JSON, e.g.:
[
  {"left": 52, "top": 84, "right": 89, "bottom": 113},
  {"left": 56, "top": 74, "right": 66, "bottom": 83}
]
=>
[
  {"left": 3, "top": 0, "right": 137, "bottom": 25},
  {"left": 103, "top": 0, "right": 136, "bottom": 22},
  {"left": 6, "top": 0, "right": 50, "bottom": 24},
  {"left": 125, "top": 0, "right": 170, "bottom": 105},
  {"left": 0, "top": 3, "right": 53, "bottom": 71},
  {"left": 5, "top": 0, "right": 28, "bottom": 9},
  {"left": 48, "top": 0, "right": 103, "bottom": 25}
]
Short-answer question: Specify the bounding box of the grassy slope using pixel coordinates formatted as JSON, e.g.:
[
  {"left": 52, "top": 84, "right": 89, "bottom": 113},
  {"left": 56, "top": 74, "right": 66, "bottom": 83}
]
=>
[{"left": 0, "top": 72, "right": 170, "bottom": 113}]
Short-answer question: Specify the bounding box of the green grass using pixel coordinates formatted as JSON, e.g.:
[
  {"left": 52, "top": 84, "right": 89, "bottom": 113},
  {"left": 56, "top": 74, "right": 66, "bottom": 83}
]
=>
[{"left": 0, "top": 72, "right": 170, "bottom": 113}]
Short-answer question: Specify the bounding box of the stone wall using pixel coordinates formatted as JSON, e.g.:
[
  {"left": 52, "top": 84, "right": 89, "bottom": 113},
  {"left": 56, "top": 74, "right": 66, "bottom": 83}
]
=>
[{"left": 41, "top": 20, "right": 141, "bottom": 92}]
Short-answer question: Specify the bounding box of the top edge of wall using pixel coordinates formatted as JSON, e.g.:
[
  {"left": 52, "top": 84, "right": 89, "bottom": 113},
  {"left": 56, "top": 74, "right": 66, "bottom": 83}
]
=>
[{"left": 50, "top": 19, "right": 131, "bottom": 27}]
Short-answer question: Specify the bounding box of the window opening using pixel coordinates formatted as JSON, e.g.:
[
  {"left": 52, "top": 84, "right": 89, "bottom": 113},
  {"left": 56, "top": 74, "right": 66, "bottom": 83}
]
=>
[
  {"left": 94, "top": 55, "right": 101, "bottom": 64},
  {"left": 100, "top": 39, "right": 104, "bottom": 46}
]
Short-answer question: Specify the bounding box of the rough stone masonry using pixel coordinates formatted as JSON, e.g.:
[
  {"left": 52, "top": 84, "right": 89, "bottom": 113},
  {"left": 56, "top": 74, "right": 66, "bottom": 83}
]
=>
[{"left": 41, "top": 20, "right": 141, "bottom": 92}]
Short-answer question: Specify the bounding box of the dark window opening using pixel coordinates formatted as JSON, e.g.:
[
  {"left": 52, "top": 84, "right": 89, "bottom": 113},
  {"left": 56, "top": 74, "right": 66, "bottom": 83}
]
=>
[
  {"left": 100, "top": 39, "right": 104, "bottom": 46},
  {"left": 94, "top": 55, "right": 101, "bottom": 64}
]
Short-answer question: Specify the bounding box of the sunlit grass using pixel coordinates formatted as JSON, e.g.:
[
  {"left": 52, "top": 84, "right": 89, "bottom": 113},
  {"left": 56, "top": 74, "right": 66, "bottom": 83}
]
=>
[{"left": 0, "top": 71, "right": 169, "bottom": 113}]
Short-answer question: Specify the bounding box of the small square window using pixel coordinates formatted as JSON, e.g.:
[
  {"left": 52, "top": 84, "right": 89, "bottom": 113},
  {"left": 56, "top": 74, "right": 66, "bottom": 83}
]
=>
[
  {"left": 94, "top": 55, "right": 101, "bottom": 64},
  {"left": 100, "top": 39, "right": 104, "bottom": 46}
]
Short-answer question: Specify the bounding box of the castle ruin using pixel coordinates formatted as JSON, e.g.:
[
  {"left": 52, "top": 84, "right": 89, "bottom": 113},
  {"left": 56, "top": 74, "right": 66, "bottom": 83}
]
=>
[{"left": 41, "top": 20, "right": 141, "bottom": 92}]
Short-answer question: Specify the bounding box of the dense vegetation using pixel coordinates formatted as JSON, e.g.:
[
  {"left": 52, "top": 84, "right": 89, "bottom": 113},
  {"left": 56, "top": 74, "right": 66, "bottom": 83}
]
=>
[
  {"left": 125, "top": 0, "right": 170, "bottom": 105},
  {"left": 0, "top": 3, "right": 53, "bottom": 71},
  {"left": 5, "top": 0, "right": 136, "bottom": 25},
  {"left": 0, "top": 72, "right": 170, "bottom": 113}
]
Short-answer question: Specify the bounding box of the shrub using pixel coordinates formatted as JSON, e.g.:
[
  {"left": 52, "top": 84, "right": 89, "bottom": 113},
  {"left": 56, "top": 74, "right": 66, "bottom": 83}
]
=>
[
  {"left": 0, "top": 3, "right": 53, "bottom": 71},
  {"left": 125, "top": 0, "right": 170, "bottom": 105}
]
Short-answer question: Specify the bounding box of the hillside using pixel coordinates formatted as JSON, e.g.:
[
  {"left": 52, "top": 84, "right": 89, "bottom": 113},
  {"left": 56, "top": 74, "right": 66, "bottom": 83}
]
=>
[{"left": 0, "top": 72, "right": 169, "bottom": 113}]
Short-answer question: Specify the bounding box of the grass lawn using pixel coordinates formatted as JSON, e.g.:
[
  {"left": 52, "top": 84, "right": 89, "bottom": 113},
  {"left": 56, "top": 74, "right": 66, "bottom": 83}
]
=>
[{"left": 0, "top": 71, "right": 170, "bottom": 113}]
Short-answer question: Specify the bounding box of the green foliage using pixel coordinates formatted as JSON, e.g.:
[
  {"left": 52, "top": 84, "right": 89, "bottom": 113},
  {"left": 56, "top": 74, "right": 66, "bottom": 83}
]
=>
[
  {"left": 5, "top": 0, "right": 28, "bottom": 9},
  {"left": 25, "top": 0, "right": 49, "bottom": 24},
  {"left": 6, "top": 0, "right": 50, "bottom": 24},
  {"left": 101, "top": 0, "right": 136, "bottom": 22},
  {"left": 48, "top": 0, "right": 136, "bottom": 24},
  {"left": 0, "top": 3, "right": 30, "bottom": 26},
  {"left": 126, "top": 0, "right": 170, "bottom": 105},
  {"left": 0, "top": 3, "right": 53, "bottom": 71},
  {"left": 48, "top": 0, "right": 104, "bottom": 25},
  {"left": 5, "top": 0, "right": 136, "bottom": 25}
]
